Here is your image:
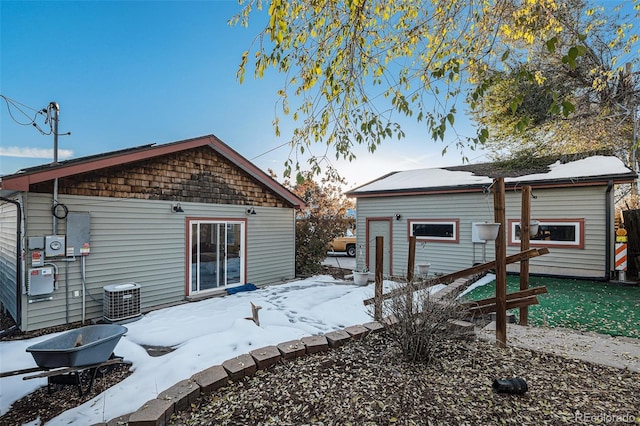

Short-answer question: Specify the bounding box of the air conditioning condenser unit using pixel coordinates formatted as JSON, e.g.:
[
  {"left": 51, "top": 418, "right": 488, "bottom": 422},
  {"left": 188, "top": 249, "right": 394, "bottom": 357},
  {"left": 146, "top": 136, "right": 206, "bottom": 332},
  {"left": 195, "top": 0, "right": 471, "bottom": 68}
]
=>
[{"left": 103, "top": 282, "right": 141, "bottom": 322}]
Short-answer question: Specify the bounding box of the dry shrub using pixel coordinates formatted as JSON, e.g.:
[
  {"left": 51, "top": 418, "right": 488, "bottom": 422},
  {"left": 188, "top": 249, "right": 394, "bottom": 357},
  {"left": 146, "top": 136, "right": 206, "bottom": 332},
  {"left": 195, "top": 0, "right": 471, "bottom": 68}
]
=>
[{"left": 381, "top": 282, "right": 473, "bottom": 364}]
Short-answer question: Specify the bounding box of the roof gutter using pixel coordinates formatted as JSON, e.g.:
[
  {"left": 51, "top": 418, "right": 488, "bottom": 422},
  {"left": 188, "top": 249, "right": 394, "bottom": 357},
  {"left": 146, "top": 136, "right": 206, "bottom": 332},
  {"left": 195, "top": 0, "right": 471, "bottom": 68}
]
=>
[
  {"left": 605, "top": 180, "right": 614, "bottom": 281},
  {"left": 0, "top": 196, "right": 22, "bottom": 328}
]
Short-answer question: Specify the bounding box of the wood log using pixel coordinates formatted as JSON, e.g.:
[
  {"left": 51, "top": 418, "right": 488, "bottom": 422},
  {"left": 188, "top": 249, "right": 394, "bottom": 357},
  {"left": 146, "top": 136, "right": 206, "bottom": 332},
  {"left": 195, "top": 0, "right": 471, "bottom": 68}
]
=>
[{"left": 250, "top": 302, "right": 262, "bottom": 326}]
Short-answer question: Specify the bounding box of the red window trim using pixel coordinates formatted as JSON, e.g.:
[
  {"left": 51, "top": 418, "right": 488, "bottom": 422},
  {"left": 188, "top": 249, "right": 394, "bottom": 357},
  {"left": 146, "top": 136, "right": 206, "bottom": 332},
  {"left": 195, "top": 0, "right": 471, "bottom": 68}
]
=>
[{"left": 185, "top": 217, "right": 248, "bottom": 296}]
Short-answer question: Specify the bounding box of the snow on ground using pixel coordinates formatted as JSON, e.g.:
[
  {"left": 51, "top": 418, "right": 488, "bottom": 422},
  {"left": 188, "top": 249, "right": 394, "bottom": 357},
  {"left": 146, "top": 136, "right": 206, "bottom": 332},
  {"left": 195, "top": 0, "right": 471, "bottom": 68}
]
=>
[
  {"left": 457, "top": 273, "right": 495, "bottom": 298},
  {"left": 0, "top": 276, "right": 385, "bottom": 424},
  {"left": 1, "top": 274, "right": 495, "bottom": 425}
]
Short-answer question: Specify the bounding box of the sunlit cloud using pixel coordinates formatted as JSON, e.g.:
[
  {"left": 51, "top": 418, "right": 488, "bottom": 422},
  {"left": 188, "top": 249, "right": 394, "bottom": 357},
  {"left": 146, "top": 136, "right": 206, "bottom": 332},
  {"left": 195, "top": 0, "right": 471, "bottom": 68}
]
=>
[{"left": 0, "top": 146, "right": 73, "bottom": 159}]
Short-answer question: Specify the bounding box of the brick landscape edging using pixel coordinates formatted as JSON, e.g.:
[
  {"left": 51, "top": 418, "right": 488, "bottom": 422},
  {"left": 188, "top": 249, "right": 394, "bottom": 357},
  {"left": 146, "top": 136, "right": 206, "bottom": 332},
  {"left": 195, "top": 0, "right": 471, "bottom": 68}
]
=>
[{"left": 96, "top": 321, "right": 385, "bottom": 426}]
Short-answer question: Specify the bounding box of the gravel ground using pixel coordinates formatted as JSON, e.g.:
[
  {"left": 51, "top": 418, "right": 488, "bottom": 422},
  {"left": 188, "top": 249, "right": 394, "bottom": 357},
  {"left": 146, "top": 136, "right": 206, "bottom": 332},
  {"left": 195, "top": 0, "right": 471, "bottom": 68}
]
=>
[
  {"left": 4, "top": 329, "right": 639, "bottom": 425},
  {"left": 169, "top": 331, "right": 640, "bottom": 425},
  {"left": 0, "top": 364, "right": 132, "bottom": 425},
  {"left": 2, "top": 319, "right": 640, "bottom": 425}
]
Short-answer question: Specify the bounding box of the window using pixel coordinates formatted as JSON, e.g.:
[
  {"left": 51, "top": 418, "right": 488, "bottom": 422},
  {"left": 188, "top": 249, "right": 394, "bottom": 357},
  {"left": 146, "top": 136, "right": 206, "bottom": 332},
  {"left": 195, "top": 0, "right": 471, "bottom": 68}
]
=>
[
  {"left": 508, "top": 219, "right": 584, "bottom": 249},
  {"left": 409, "top": 219, "right": 459, "bottom": 243}
]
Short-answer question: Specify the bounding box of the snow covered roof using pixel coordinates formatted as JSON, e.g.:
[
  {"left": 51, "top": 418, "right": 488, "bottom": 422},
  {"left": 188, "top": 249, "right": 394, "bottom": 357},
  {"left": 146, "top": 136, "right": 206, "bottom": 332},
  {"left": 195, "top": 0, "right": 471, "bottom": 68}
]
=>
[{"left": 346, "top": 155, "right": 637, "bottom": 197}]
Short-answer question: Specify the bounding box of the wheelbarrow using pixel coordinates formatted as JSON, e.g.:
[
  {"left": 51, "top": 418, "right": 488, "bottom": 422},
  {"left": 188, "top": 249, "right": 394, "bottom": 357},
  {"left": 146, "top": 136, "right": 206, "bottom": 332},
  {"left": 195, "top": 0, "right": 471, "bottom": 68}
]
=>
[{"left": 1, "top": 324, "right": 129, "bottom": 396}]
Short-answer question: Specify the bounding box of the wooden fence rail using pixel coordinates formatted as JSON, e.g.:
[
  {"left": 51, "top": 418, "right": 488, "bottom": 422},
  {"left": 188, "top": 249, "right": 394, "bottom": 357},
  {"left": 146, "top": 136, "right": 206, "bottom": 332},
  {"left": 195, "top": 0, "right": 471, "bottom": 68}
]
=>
[
  {"left": 363, "top": 247, "right": 549, "bottom": 306},
  {"left": 463, "top": 286, "right": 548, "bottom": 315}
]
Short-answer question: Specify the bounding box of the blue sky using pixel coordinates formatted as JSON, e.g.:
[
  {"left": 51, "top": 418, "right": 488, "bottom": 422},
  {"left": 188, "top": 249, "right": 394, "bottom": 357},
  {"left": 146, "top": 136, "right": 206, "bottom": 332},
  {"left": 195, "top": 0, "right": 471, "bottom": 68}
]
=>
[
  {"left": 0, "top": 0, "right": 488, "bottom": 187},
  {"left": 0, "top": 1, "right": 636, "bottom": 187}
]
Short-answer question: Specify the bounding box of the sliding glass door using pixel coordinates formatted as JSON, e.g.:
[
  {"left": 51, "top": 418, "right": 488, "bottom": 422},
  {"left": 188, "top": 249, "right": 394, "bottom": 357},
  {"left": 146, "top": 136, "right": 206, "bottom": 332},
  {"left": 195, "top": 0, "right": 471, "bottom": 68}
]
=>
[{"left": 189, "top": 220, "right": 244, "bottom": 293}]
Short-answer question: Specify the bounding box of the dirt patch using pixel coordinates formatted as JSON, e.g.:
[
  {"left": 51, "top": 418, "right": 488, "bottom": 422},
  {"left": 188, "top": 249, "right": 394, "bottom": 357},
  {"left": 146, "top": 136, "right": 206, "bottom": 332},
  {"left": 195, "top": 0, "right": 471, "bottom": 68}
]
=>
[
  {"left": 0, "top": 310, "right": 85, "bottom": 341},
  {"left": 0, "top": 363, "right": 132, "bottom": 425},
  {"left": 322, "top": 265, "right": 352, "bottom": 280},
  {"left": 0, "top": 310, "right": 134, "bottom": 425},
  {"left": 142, "top": 344, "right": 176, "bottom": 357},
  {"left": 169, "top": 331, "right": 640, "bottom": 425}
]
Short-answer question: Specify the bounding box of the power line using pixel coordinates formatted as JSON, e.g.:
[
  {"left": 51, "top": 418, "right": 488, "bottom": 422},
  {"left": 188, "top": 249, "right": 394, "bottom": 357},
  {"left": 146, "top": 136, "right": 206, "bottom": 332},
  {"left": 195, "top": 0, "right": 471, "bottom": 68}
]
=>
[
  {"left": 250, "top": 140, "right": 291, "bottom": 161},
  {"left": 1, "top": 95, "right": 42, "bottom": 114},
  {"left": 0, "top": 95, "right": 52, "bottom": 135}
]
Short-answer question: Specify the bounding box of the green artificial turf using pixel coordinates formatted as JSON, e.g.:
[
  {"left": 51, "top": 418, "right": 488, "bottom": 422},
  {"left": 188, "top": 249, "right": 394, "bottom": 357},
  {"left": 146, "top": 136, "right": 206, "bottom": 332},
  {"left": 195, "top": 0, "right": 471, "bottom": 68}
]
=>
[{"left": 462, "top": 275, "right": 640, "bottom": 339}]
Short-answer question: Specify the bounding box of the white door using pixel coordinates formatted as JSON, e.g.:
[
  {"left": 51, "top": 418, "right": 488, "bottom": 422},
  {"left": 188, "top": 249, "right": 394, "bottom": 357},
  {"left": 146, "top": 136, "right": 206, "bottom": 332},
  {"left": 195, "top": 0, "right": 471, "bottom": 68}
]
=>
[{"left": 367, "top": 219, "right": 392, "bottom": 276}]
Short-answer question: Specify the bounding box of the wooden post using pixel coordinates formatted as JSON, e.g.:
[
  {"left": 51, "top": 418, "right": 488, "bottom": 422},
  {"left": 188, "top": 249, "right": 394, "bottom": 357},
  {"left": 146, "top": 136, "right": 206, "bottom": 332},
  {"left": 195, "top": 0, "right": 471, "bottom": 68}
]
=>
[
  {"left": 519, "top": 185, "right": 531, "bottom": 326},
  {"left": 374, "top": 236, "right": 384, "bottom": 321},
  {"left": 407, "top": 236, "right": 416, "bottom": 282},
  {"left": 494, "top": 177, "right": 507, "bottom": 347},
  {"left": 406, "top": 236, "right": 416, "bottom": 309},
  {"left": 622, "top": 210, "right": 640, "bottom": 280}
]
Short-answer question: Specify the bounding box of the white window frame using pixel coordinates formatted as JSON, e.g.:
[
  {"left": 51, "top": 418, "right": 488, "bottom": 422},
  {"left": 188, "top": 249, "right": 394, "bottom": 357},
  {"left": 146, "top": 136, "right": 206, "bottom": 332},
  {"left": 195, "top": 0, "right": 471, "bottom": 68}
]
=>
[
  {"left": 509, "top": 219, "right": 584, "bottom": 248},
  {"left": 408, "top": 219, "right": 459, "bottom": 243}
]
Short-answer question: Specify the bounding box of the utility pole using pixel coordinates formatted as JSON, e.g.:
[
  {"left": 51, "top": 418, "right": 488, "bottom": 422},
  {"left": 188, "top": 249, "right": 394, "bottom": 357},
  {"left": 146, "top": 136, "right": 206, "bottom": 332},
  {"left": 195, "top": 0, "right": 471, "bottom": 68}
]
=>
[
  {"left": 50, "top": 102, "right": 60, "bottom": 233},
  {"left": 50, "top": 102, "right": 59, "bottom": 165}
]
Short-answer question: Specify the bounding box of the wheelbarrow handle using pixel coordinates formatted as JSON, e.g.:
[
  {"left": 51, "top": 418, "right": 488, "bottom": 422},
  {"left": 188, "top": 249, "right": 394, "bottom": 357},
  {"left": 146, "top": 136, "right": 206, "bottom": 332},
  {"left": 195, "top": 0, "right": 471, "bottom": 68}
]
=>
[{"left": 0, "top": 366, "right": 45, "bottom": 378}]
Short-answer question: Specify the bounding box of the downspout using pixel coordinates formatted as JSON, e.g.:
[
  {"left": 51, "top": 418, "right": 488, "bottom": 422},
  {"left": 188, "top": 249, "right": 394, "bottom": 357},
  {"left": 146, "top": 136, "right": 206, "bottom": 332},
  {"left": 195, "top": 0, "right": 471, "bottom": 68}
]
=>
[
  {"left": 605, "top": 180, "right": 614, "bottom": 281},
  {"left": 0, "top": 197, "right": 23, "bottom": 329}
]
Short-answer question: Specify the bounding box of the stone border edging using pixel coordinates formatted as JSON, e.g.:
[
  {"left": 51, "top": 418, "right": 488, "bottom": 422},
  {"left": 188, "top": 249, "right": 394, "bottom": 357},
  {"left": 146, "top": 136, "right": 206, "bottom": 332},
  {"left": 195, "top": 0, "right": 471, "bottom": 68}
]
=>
[{"left": 95, "top": 321, "right": 385, "bottom": 426}]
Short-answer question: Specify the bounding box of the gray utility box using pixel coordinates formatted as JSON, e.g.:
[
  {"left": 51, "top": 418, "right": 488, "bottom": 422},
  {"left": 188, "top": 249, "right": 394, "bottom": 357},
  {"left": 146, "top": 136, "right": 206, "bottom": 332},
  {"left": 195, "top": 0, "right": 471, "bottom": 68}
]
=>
[
  {"left": 67, "top": 212, "right": 91, "bottom": 256},
  {"left": 28, "top": 267, "right": 55, "bottom": 296}
]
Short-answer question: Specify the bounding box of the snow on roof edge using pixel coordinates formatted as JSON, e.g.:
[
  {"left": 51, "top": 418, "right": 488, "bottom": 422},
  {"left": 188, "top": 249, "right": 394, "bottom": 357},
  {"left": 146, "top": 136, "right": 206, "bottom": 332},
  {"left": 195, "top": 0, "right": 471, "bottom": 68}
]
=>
[{"left": 347, "top": 156, "right": 636, "bottom": 195}]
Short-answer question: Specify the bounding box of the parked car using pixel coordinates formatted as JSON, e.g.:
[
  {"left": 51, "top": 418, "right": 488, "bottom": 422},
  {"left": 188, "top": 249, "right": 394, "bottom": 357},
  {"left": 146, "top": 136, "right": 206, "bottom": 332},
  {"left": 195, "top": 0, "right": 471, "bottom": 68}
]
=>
[{"left": 329, "top": 231, "right": 356, "bottom": 257}]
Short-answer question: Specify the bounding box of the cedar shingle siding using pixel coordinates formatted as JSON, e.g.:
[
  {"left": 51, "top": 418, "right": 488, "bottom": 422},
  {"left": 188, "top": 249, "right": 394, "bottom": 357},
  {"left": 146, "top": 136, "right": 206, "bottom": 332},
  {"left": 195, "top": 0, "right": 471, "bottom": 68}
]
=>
[{"left": 29, "top": 147, "right": 290, "bottom": 207}]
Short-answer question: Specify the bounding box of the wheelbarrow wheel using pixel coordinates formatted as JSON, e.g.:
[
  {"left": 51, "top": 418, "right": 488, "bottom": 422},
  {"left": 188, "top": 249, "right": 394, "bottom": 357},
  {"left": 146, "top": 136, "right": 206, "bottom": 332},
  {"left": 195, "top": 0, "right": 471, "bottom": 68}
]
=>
[{"left": 96, "top": 353, "right": 117, "bottom": 376}]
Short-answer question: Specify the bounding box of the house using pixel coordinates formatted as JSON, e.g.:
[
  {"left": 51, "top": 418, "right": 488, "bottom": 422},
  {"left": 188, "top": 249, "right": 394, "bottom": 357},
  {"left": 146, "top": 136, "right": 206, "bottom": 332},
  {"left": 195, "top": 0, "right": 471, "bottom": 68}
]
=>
[
  {"left": 0, "top": 135, "right": 305, "bottom": 331},
  {"left": 345, "top": 155, "right": 636, "bottom": 280}
]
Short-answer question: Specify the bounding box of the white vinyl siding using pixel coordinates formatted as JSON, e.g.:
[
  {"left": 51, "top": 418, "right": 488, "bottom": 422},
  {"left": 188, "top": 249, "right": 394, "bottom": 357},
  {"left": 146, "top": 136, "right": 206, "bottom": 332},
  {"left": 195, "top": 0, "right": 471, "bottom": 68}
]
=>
[
  {"left": 0, "top": 198, "right": 19, "bottom": 322},
  {"left": 356, "top": 185, "right": 611, "bottom": 279},
  {"left": 245, "top": 208, "right": 296, "bottom": 284},
  {"left": 21, "top": 193, "right": 296, "bottom": 331},
  {"left": 504, "top": 185, "right": 608, "bottom": 277},
  {"left": 356, "top": 192, "right": 495, "bottom": 277}
]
